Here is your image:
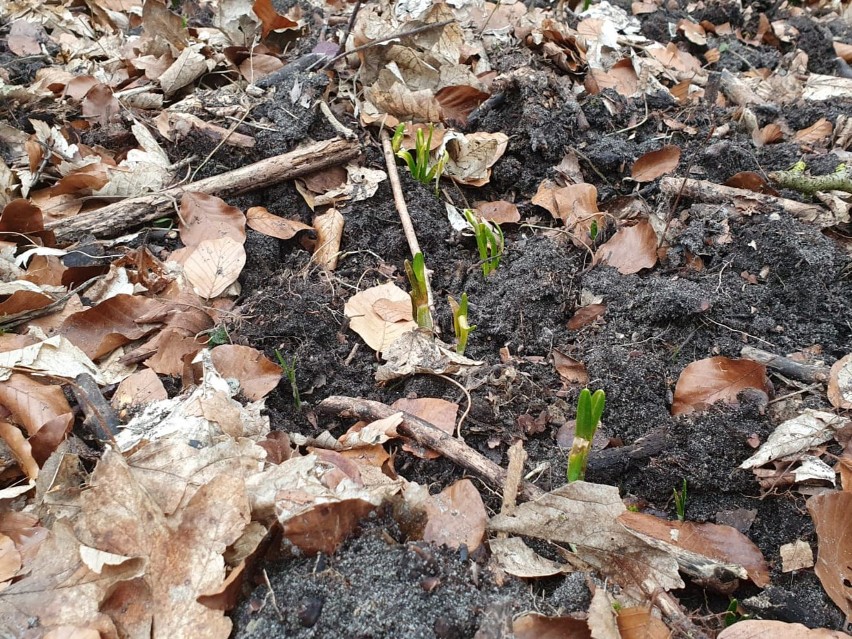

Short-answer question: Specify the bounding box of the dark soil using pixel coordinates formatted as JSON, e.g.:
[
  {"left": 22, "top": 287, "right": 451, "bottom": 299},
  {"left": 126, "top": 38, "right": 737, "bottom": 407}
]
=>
[{"left": 179, "top": 1, "right": 852, "bottom": 637}]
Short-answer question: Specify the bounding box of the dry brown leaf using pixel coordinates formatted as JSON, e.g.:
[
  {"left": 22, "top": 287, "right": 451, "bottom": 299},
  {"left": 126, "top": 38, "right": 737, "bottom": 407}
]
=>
[
  {"left": 752, "top": 123, "right": 783, "bottom": 147},
  {"left": 795, "top": 118, "right": 833, "bottom": 145},
  {"left": 0, "top": 520, "right": 145, "bottom": 637},
  {"left": 392, "top": 397, "right": 458, "bottom": 459},
  {"left": 780, "top": 540, "right": 814, "bottom": 573},
  {"left": 423, "top": 479, "right": 487, "bottom": 552},
  {"left": 808, "top": 491, "right": 852, "bottom": 621},
  {"left": 8, "top": 20, "right": 45, "bottom": 56},
  {"left": 344, "top": 283, "right": 417, "bottom": 353},
  {"left": 160, "top": 46, "right": 210, "bottom": 97},
  {"left": 60, "top": 294, "right": 160, "bottom": 360},
  {"left": 619, "top": 511, "right": 770, "bottom": 587},
  {"left": 553, "top": 349, "right": 588, "bottom": 386},
  {"left": 718, "top": 620, "right": 851, "bottom": 638},
  {"left": 828, "top": 353, "right": 852, "bottom": 410},
  {"left": 646, "top": 42, "right": 703, "bottom": 75},
  {"left": 0, "top": 419, "right": 39, "bottom": 480},
  {"left": 179, "top": 192, "right": 246, "bottom": 249},
  {"left": 595, "top": 219, "right": 658, "bottom": 274},
  {"left": 513, "top": 613, "right": 591, "bottom": 639},
  {"left": 475, "top": 200, "right": 520, "bottom": 224},
  {"left": 0, "top": 289, "right": 53, "bottom": 316},
  {"left": 435, "top": 85, "right": 490, "bottom": 125},
  {"left": 142, "top": 0, "right": 188, "bottom": 49},
  {"left": 281, "top": 499, "right": 378, "bottom": 555},
  {"left": 489, "top": 482, "right": 683, "bottom": 597},
  {"left": 311, "top": 208, "right": 344, "bottom": 271},
  {"left": 144, "top": 329, "right": 206, "bottom": 376},
  {"left": 246, "top": 207, "right": 312, "bottom": 240},
  {"left": 724, "top": 171, "right": 779, "bottom": 196},
  {"left": 631, "top": 146, "right": 681, "bottom": 183},
  {"left": 1, "top": 198, "right": 43, "bottom": 233},
  {"left": 617, "top": 606, "right": 671, "bottom": 639},
  {"left": 184, "top": 236, "right": 246, "bottom": 299},
  {"left": 210, "top": 344, "right": 282, "bottom": 401},
  {"left": 82, "top": 84, "right": 120, "bottom": 127},
  {"left": 489, "top": 536, "right": 571, "bottom": 578},
  {"left": 532, "top": 181, "right": 603, "bottom": 248},
  {"left": 587, "top": 58, "right": 639, "bottom": 97},
  {"left": 112, "top": 368, "right": 168, "bottom": 410},
  {"left": 443, "top": 132, "right": 509, "bottom": 187},
  {"left": 74, "top": 449, "right": 249, "bottom": 638},
  {"left": 671, "top": 356, "right": 770, "bottom": 416},
  {"left": 252, "top": 0, "right": 298, "bottom": 38},
  {"left": 567, "top": 303, "right": 606, "bottom": 330}
]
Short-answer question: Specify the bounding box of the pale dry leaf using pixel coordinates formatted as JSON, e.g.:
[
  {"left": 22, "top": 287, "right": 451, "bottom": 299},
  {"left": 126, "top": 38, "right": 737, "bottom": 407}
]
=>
[
  {"left": 828, "top": 354, "right": 852, "bottom": 410},
  {"left": 344, "top": 283, "right": 417, "bottom": 353},
  {"left": 671, "top": 356, "right": 770, "bottom": 416},
  {"left": 210, "top": 344, "right": 282, "bottom": 401},
  {"left": 595, "top": 219, "right": 658, "bottom": 274},
  {"left": 489, "top": 482, "right": 683, "bottom": 597},
  {"left": 0, "top": 334, "right": 121, "bottom": 385},
  {"left": 616, "top": 606, "right": 671, "bottom": 639},
  {"left": 780, "top": 540, "right": 814, "bottom": 573},
  {"left": 160, "top": 45, "right": 210, "bottom": 97},
  {"left": 338, "top": 412, "right": 402, "bottom": 448},
  {"left": 375, "top": 330, "right": 483, "bottom": 382},
  {"left": 246, "top": 206, "right": 312, "bottom": 239},
  {"left": 111, "top": 368, "right": 168, "bottom": 410},
  {"left": 184, "top": 236, "right": 246, "bottom": 299},
  {"left": 0, "top": 533, "right": 21, "bottom": 584},
  {"left": 312, "top": 208, "right": 344, "bottom": 271},
  {"left": 423, "top": 479, "right": 487, "bottom": 552},
  {"left": 718, "top": 620, "right": 851, "bottom": 638},
  {"left": 631, "top": 146, "right": 681, "bottom": 183},
  {"left": 8, "top": 21, "right": 45, "bottom": 56},
  {"left": 513, "top": 613, "right": 592, "bottom": 639},
  {"left": 179, "top": 192, "right": 246, "bottom": 248},
  {"left": 532, "top": 180, "right": 603, "bottom": 248},
  {"left": 807, "top": 491, "right": 852, "bottom": 621},
  {"left": 442, "top": 131, "right": 509, "bottom": 186},
  {"left": 740, "top": 410, "right": 849, "bottom": 469},
  {"left": 587, "top": 588, "right": 620, "bottom": 639},
  {"left": 489, "top": 536, "right": 571, "bottom": 578}
]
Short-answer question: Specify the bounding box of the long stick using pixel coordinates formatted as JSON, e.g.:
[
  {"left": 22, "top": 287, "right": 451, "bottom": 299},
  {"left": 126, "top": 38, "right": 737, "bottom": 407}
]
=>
[{"left": 47, "top": 137, "right": 361, "bottom": 243}]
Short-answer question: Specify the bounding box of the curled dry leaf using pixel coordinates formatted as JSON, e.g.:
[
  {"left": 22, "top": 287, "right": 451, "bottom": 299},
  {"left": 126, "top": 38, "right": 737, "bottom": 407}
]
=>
[
  {"left": 631, "top": 145, "right": 681, "bottom": 183},
  {"left": 210, "top": 344, "right": 282, "bottom": 401},
  {"left": 422, "top": 479, "right": 487, "bottom": 552},
  {"left": 311, "top": 208, "right": 344, "bottom": 271},
  {"left": 671, "top": 356, "right": 770, "bottom": 416},
  {"left": 807, "top": 491, "right": 852, "bottom": 621},
  {"left": 246, "top": 206, "right": 313, "bottom": 240},
  {"left": 553, "top": 349, "right": 588, "bottom": 386},
  {"left": 442, "top": 132, "right": 509, "bottom": 187},
  {"left": 595, "top": 219, "right": 658, "bottom": 274},
  {"left": 532, "top": 180, "right": 603, "bottom": 248},
  {"left": 724, "top": 171, "right": 779, "bottom": 196},
  {"left": 489, "top": 536, "right": 571, "bottom": 578},
  {"left": 184, "top": 236, "right": 246, "bottom": 299},
  {"left": 740, "top": 410, "right": 848, "bottom": 469},
  {"left": 718, "top": 620, "right": 852, "bottom": 638},
  {"left": 828, "top": 353, "right": 852, "bottom": 410},
  {"left": 344, "top": 283, "right": 417, "bottom": 353},
  {"left": 375, "top": 330, "right": 483, "bottom": 382},
  {"left": 252, "top": 0, "right": 299, "bottom": 38}
]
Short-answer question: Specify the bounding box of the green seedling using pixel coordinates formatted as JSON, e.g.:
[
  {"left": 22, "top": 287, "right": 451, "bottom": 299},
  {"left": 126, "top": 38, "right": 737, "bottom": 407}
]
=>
[
  {"left": 206, "top": 325, "right": 231, "bottom": 348},
  {"left": 391, "top": 123, "right": 449, "bottom": 194},
  {"left": 275, "top": 350, "right": 301, "bottom": 410},
  {"left": 673, "top": 478, "right": 688, "bottom": 521},
  {"left": 405, "top": 252, "right": 433, "bottom": 330},
  {"left": 724, "top": 599, "right": 750, "bottom": 627},
  {"left": 567, "top": 388, "right": 606, "bottom": 482},
  {"left": 448, "top": 293, "right": 476, "bottom": 355},
  {"left": 462, "top": 209, "right": 504, "bottom": 277},
  {"left": 589, "top": 219, "right": 599, "bottom": 242}
]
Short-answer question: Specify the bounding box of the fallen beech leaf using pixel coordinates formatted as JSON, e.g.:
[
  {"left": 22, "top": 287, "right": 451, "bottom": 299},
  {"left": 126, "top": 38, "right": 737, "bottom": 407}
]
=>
[
  {"left": 678, "top": 19, "right": 707, "bottom": 45},
  {"left": 567, "top": 303, "right": 606, "bottom": 330},
  {"left": 8, "top": 20, "right": 44, "bottom": 56},
  {"left": 475, "top": 200, "right": 520, "bottom": 224},
  {"left": 617, "top": 606, "right": 671, "bottom": 639},
  {"left": 724, "top": 171, "right": 779, "bottom": 195},
  {"left": 144, "top": 329, "right": 206, "bottom": 377},
  {"left": 740, "top": 410, "right": 848, "bottom": 469},
  {"left": 671, "top": 356, "right": 770, "bottom": 416},
  {"left": 179, "top": 193, "right": 246, "bottom": 248},
  {"left": 718, "top": 619, "right": 851, "bottom": 638},
  {"left": 532, "top": 181, "right": 603, "bottom": 248},
  {"left": 252, "top": 0, "right": 298, "bottom": 38},
  {"left": 0, "top": 373, "right": 74, "bottom": 463},
  {"left": 631, "top": 146, "right": 681, "bottom": 183},
  {"left": 160, "top": 46, "right": 210, "bottom": 97},
  {"left": 489, "top": 482, "right": 683, "bottom": 596},
  {"left": 587, "top": 588, "right": 620, "bottom": 639},
  {"left": 60, "top": 294, "right": 160, "bottom": 360},
  {"left": 344, "top": 283, "right": 417, "bottom": 353},
  {"left": 423, "top": 479, "right": 487, "bottom": 552},
  {"left": 112, "top": 368, "right": 168, "bottom": 410},
  {"left": 442, "top": 131, "right": 509, "bottom": 187},
  {"left": 210, "top": 344, "right": 282, "bottom": 401},
  {"left": 513, "top": 613, "right": 591, "bottom": 638},
  {"left": 828, "top": 353, "right": 852, "bottom": 410},
  {"left": 619, "top": 511, "right": 770, "bottom": 587},
  {"left": 435, "top": 85, "right": 490, "bottom": 125},
  {"left": 587, "top": 58, "right": 639, "bottom": 97},
  {"left": 752, "top": 123, "right": 783, "bottom": 147},
  {"left": 795, "top": 118, "right": 832, "bottom": 145},
  {"left": 808, "top": 491, "right": 852, "bottom": 621},
  {"left": 311, "top": 208, "right": 344, "bottom": 271},
  {"left": 392, "top": 397, "right": 458, "bottom": 459},
  {"left": 553, "top": 349, "right": 588, "bottom": 385},
  {"left": 780, "top": 540, "right": 814, "bottom": 573},
  {"left": 142, "top": 0, "right": 188, "bottom": 49},
  {"left": 489, "top": 536, "right": 571, "bottom": 578},
  {"left": 646, "top": 42, "right": 703, "bottom": 75},
  {"left": 246, "top": 207, "right": 313, "bottom": 239},
  {"left": 595, "top": 219, "right": 658, "bottom": 274},
  {"left": 184, "top": 237, "right": 246, "bottom": 299},
  {"left": 375, "top": 330, "right": 483, "bottom": 382},
  {"left": 0, "top": 419, "right": 39, "bottom": 480},
  {"left": 82, "top": 84, "right": 120, "bottom": 127},
  {"left": 338, "top": 412, "right": 402, "bottom": 448}
]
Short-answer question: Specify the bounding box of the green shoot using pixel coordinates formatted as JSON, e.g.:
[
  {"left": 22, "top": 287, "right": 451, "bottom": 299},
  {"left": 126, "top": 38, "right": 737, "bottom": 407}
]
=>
[
  {"left": 589, "top": 219, "right": 599, "bottom": 242},
  {"left": 206, "top": 325, "right": 231, "bottom": 348},
  {"left": 673, "top": 478, "right": 688, "bottom": 521},
  {"left": 566, "top": 389, "right": 605, "bottom": 482},
  {"left": 724, "top": 599, "right": 750, "bottom": 627},
  {"left": 462, "top": 209, "right": 504, "bottom": 276},
  {"left": 405, "top": 252, "right": 433, "bottom": 330},
  {"left": 448, "top": 293, "right": 476, "bottom": 355},
  {"left": 391, "top": 123, "right": 449, "bottom": 194},
  {"left": 275, "top": 350, "right": 301, "bottom": 410}
]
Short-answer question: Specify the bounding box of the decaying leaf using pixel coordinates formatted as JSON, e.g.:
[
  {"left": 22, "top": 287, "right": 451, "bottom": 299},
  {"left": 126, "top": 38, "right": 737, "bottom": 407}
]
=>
[
  {"left": 595, "top": 219, "right": 658, "bottom": 274},
  {"left": 552, "top": 349, "right": 588, "bottom": 386},
  {"left": 60, "top": 294, "right": 161, "bottom": 360},
  {"left": 442, "top": 131, "right": 509, "bottom": 186},
  {"left": 567, "top": 303, "right": 606, "bottom": 330},
  {"left": 344, "top": 283, "right": 418, "bottom": 353},
  {"left": 375, "top": 329, "right": 483, "bottom": 382},
  {"left": 532, "top": 180, "right": 604, "bottom": 248},
  {"left": 780, "top": 540, "right": 814, "bottom": 573},
  {"left": 718, "top": 620, "right": 851, "bottom": 638},
  {"left": 210, "top": 344, "right": 282, "bottom": 401},
  {"left": 631, "top": 145, "right": 681, "bottom": 183},
  {"left": 808, "top": 491, "right": 852, "bottom": 621},
  {"left": 246, "top": 206, "right": 313, "bottom": 239},
  {"left": 392, "top": 397, "right": 458, "bottom": 459},
  {"left": 490, "top": 536, "right": 571, "bottom": 578},
  {"left": 311, "top": 208, "right": 344, "bottom": 271},
  {"left": 829, "top": 354, "right": 852, "bottom": 410},
  {"left": 671, "top": 357, "right": 770, "bottom": 416},
  {"left": 740, "top": 410, "right": 849, "bottom": 469},
  {"left": 422, "top": 479, "right": 487, "bottom": 552}
]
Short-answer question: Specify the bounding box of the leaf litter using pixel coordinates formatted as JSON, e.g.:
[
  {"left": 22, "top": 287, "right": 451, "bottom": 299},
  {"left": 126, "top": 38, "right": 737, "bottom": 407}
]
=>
[{"left": 0, "top": 0, "right": 851, "bottom": 636}]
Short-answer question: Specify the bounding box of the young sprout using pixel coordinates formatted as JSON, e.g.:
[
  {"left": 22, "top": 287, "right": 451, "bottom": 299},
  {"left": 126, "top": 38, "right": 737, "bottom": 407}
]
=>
[
  {"left": 405, "top": 252, "right": 433, "bottom": 330},
  {"left": 673, "top": 478, "right": 688, "bottom": 521},
  {"left": 448, "top": 293, "right": 476, "bottom": 355},
  {"left": 567, "top": 388, "right": 606, "bottom": 482},
  {"left": 391, "top": 123, "right": 449, "bottom": 194},
  {"left": 274, "top": 350, "right": 301, "bottom": 410},
  {"left": 462, "top": 209, "right": 504, "bottom": 277}
]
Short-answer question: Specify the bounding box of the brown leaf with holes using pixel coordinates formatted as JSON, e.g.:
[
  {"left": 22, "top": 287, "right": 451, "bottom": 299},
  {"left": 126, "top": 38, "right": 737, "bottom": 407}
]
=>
[
  {"left": 246, "top": 206, "right": 313, "bottom": 240},
  {"left": 808, "top": 491, "right": 852, "bottom": 621},
  {"left": 595, "top": 219, "right": 658, "bottom": 274},
  {"left": 210, "top": 345, "right": 282, "bottom": 401},
  {"left": 60, "top": 294, "right": 161, "bottom": 360},
  {"left": 672, "top": 357, "right": 770, "bottom": 416},
  {"left": 179, "top": 192, "right": 246, "bottom": 248},
  {"left": 631, "top": 146, "right": 681, "bottom": 183}
]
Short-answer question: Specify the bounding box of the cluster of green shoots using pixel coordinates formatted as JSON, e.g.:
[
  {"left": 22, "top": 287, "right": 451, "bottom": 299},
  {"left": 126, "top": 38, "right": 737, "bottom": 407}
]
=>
[
  {"left": 463, "top": 209, "right": 504, "bottom": 277},
  {"left": 406, "top": 252, "right": 475, "bottom": 355},
  {"left": 274, "top": 350, "right": 301, "bottom": 410},
  {"left": 567, "top": 388, "right": 606, "bottom": 482},
  {"left": 391, "top": 124, "right": 448, "bottom": 194}
]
